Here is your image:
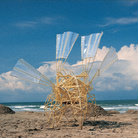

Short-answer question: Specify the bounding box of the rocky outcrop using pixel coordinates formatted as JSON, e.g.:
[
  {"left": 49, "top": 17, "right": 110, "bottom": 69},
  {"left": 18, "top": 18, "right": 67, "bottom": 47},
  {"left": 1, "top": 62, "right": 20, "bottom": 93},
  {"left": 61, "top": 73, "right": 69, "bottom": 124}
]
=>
[
  {"left": 86, "top": 103, "right": 109, "bottom": 117},
  {"left": 0, "top": 104, "right": 15, "bottom": 114},
  {"left": 107, "top": 110, "right": 120, "bottom": 114},
  {"left": 126, "top": 110, "right": 138, "bottom": 114},
  {"left": 56, "top": 103, "right": 109, "bottom": 117}
]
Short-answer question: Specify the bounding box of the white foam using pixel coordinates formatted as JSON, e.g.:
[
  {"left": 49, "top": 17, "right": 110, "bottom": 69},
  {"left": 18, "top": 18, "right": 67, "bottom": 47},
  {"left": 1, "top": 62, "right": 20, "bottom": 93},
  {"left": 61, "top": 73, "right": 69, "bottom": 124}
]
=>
[
  {"left": 103, "top": 105, "right": 138, "bottom": 111},
  {"left": 12, "top": 105, "right": 37, "bottom": 109},
  {"left": 120, "top": 111, "right": 126, "bottom": 113},
  {"left": 28, "top": 105, "right": 37, "bottom": 107},
  {"left": 7, "top": 100, "right": 138, "bottom": 113},
  {"left": 40, "top": 105, "right": 45, "bottom": 109},
  {"left": 14, "top": 106, "right": 27, "bottom": 108},
  {"left": 22, "top": 108, "right": 40, "bottom": 112}
]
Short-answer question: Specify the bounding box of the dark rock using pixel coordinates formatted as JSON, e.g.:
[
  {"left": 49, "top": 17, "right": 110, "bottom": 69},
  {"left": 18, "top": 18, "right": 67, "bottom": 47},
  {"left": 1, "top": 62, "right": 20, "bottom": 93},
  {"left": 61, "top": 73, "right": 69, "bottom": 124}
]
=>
[
  {"left": 0, "top": 104, "right": 15, "bottom": 114},
  {"left": 55, "top": 103, "right": 109, "bottom": 117},
  {"left": 86, "top": 103, "right": 109, "bottom": 117},
  {"left": 28, "top": 128, "right": 39, "bottom": 131},
  {"left": 24, "top": 111, "right": 34, "bottom": 114},
  {"left": 126, "top": 110, "right": 138, "bottom": 114},
  {"left": 107, "top": 110, "right": 120, "bottom": 114}
]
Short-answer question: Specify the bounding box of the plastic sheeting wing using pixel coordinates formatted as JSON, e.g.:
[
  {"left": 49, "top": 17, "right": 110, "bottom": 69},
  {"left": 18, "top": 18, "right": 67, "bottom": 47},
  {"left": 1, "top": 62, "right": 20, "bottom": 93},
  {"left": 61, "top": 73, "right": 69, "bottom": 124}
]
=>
[
  {"left": 90, "top": 47, "right": 118, "bottom": 82},
  {"left": 11, "top": 59, "right": 53, "bottom": 86},
  {"left": 56, "top": 31, "right": 79, "bottom": 59},
  {"left": 81, "top": 32, "right": 103, "bottom": 59}
]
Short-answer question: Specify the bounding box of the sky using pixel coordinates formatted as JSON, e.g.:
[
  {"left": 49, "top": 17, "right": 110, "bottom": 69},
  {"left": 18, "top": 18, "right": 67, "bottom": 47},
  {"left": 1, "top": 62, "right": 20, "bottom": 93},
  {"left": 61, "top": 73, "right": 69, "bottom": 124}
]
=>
[{"left": 0, "top": 0, "right": 138, "bottom": 103}]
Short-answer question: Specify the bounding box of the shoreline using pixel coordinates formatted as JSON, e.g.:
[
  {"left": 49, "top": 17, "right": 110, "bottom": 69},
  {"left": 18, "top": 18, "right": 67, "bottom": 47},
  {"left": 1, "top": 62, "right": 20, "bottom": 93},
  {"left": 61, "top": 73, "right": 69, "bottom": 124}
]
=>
[
  {"left": 0, "top": 111, "right": 138, "bottom": 137},
  {"left": 1, "top": 99, "right": 138, "bottom": 114}
]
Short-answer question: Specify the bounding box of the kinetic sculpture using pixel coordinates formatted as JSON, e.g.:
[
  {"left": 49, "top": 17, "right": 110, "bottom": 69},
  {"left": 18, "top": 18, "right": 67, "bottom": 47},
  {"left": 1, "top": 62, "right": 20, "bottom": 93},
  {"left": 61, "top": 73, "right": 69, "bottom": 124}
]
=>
[{"left": 11, "top": 31, "right": 118, "bottom": 129}]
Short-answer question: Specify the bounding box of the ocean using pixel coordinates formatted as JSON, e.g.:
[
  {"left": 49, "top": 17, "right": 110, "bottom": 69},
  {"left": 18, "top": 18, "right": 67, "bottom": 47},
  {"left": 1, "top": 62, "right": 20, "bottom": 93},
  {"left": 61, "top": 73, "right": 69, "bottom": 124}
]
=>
[{"left": 1, "top": 99, "right": 138, "bottom": 113}]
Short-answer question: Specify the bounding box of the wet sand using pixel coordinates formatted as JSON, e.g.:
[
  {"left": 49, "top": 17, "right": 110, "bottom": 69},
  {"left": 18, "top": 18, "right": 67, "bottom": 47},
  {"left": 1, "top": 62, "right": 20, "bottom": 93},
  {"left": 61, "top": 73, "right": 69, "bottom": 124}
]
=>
[{"left": 0, "top": 111, "right": 138, "bottom": 138}]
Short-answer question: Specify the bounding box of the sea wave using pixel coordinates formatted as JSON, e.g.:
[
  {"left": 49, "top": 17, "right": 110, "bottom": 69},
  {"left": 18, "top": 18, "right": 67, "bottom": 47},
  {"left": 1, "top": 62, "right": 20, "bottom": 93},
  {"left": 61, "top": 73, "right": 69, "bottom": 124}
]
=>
[
  {"left": 8, "top": 104, "right": 45, "bottom": 112},
  {"left": 102, "top": 105, "right": 138, "bottom": 113},
  {"left": 13, "top": 105, "right": 37, "bottom": 108},
  {"left": 103, "top": 106, "right": 138, "bottom": 110},
  {"left": 3, "top": 100, "right": 138, "bottom": 113},
  {"left": 40, "top": 105, "right": 45, "bottom": 109},
  {"left": 22, "top": 108, "right": 41, "bottom": 112}
]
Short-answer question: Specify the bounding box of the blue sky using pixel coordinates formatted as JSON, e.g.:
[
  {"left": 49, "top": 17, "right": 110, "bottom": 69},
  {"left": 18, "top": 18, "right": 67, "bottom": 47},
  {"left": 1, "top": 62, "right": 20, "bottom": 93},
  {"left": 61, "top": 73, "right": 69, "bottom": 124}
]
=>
[{"left": 0, "top": 0, "right": 138, "bottom": 102}]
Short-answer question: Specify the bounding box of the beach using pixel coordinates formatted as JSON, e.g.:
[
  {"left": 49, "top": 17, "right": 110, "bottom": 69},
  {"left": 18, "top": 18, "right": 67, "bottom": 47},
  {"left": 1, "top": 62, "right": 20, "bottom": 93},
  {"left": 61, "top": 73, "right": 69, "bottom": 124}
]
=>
[{"left": 0, "top": 111, "right": 138, "bottom": 138}]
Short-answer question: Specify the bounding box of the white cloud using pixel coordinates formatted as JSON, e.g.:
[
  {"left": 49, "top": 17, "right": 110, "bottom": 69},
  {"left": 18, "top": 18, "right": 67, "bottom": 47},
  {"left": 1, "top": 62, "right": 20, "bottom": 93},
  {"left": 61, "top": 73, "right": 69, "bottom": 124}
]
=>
[
  {"left": 118, "top": 44, "right": 138, "bottom": 79},
  {"left": 39, "top": 17, "right": 55, "bottom": 25},
  {"left": 72, "top": 46, "right": 110, "bottom": 66},
  {"left": 39, "top": 16, "right": 67, "bottom": 25},
  {"left": 15, "top": 16, "right": 67, "bottom": 28},
  {"left": 15, "top": 21, "right": 37, "bottom": 28},
  {"left": 0, "top": 61, "right": 57, "bottom": 93},
  {"left": 125, "top": 86, "right": 133, "bottom": 91},
  {"left": 94, "top": 44, "right": 138, "bottom": 91},
  {"left": 72, "top": 44, "right": 138, "bottom": 92},
  {"left": 38, "top": 62, "right": 56, "bottom": 78},
  {"left": 121, "top": 1, "right": 138, "bottom": 7},
  {"left": 133, "top": 11, "right": 138, "bottom": 15},
  {"left": 0, "top": 44, "right": 138, "bottom": 93},
  {"left": 100, "top": 17, "right": 138, "bottom": 27},
  {"left": 118, "top": 44, "right": 138, "bottom": 61},
  {"left": 0, "top": 71, "right": 32, "bottom": 91},
  {"left": 0, "top": 71, "right": 51, "bottom": 92}
]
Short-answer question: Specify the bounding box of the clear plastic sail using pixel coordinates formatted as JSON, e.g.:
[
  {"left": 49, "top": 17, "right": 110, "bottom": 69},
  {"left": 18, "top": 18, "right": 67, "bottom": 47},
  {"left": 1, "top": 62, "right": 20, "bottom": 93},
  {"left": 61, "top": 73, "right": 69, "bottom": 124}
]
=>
[
  {"left": 81, "top": 32, "right": 103, "bottom": 72},
  {"left": 56, "top": 31, "right": 79, "bottom": 59},
  {"left": 56, "top": 31, "right": 79, "bottom": 72},
  {"left": 81, "top": 32, "right": 103, "bottom": 59},
  {"left": 90, "top": 47, "right": 118, "bottom": 82},
  {"left": 11, "top": 59, "right": 53, "bottom": 86}
]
